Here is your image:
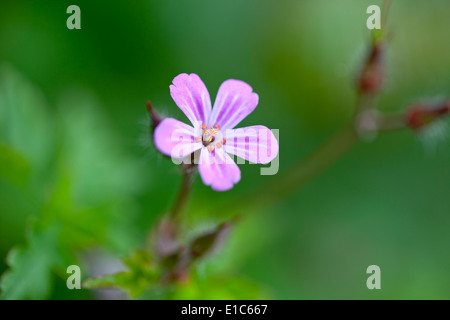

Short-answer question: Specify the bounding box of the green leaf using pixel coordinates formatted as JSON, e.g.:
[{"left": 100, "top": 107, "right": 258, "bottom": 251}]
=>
[
  {"left": 84, "top": 250, "right": 159, "bottom": 299},
  {"left": 190, "top": 222, "right": 230, "bottom": 260},
  {"left": 0, "top": 223, "right": 61, "bottom": 300},
  {"left": 0, "top": 68, "right": 148, "bottom": 299},
  {"left": 83, "top": 272, "right": 132, "bottom": 290},
  {"left": 51, "top": 90, "right": 146, "bottom": 253},
  {"left": 0, "top": 64, "right": 54, "bottom": 173}
]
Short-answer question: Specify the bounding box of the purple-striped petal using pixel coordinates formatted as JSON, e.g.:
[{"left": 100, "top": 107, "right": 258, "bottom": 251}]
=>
[
  {"left": 198, "top": 148, "right": 241, "bottom": 191},
  {"left": 154, "top": 118, "right": 202, "bottom": 158},
  {"left": 208, "top": 79, "right": 259, "bottom": 129},
  {"left": 224, "top": 125, "right": 278, "bottom": 164},
  {"left": 170, "top": 73, "right": 212, "bottom": 127}
]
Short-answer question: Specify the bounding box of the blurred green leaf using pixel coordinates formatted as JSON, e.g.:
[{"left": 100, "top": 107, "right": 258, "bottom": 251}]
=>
[
  {"left": 0, "top": 143, "right": 30, "bottom": 185},
  {"left": 0, "top": 223, "right": 61, "bottom": 300},
  {"left": 84, "top": 250, "right": 159, "bottom": 299},
  {"left": 190, "top": 222, "right": 230, "bottom": 261},
  {"left": 0, "top": 68, "right": 147, "bottom": 299},
  {"left": 50, "top": 90, "right": 145, "bottom": 254},
  {"left": 56, "top": 90, "right": 145, "bottom": 209},
  {"left": 0, "top": 64, "right": 54, "bottom": 174}
]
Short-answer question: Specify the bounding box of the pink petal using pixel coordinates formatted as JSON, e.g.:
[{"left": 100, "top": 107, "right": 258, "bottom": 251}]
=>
[
  {"left": 154, "top": 118, "right": 202, "bottom": 158},
  {"left": 198, "top": 148, "right": 241, "bottom": 191},
  {"left": 208, "top": 79, "right": 259, "bottom": 129},
  {"left": 170, "top": 73, "right": 212, "bottom": 127},
  {"left": 224, "top": 125, "right": 278, "bottom": 164}
]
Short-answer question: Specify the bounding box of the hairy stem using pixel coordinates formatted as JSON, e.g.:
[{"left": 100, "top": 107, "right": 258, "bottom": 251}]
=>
[{"left": 170, "top": 164, "right": 196, "bottom": 222}]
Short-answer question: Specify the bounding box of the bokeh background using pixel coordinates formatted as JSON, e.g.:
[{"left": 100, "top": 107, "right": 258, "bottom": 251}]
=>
[{"left": 1, "top": 0, "right": 450, "bottom": 299}]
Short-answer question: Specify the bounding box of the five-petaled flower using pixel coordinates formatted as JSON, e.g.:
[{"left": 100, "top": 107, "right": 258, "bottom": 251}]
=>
[{"left": 154, "top": 73, "right": 279, "bottom": 191}]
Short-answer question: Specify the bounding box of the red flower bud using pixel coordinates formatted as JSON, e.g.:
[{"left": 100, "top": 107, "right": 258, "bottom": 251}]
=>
[
  {"left": 358, "top": 41, "right": 385, "bottom": 95},
  {"left": 405, "top": 102, "right": 450, "bottom": 130}
]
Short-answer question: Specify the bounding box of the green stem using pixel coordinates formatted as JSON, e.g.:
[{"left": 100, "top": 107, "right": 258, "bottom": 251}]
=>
[{"left": 170, "top": 164, "right": 196, "bottom": 222}]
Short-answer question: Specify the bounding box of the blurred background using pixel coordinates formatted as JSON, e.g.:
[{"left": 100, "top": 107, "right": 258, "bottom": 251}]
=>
[{"left": 1, "top": 0, "right": 450, "bottom": 299}]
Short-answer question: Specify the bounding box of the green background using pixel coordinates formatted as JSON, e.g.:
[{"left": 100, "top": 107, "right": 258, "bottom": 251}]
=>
[{"left": 1, "top": 0, "right": 450, "bottom": 299}]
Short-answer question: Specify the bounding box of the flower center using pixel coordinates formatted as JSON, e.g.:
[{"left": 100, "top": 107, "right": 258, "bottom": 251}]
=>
[{"left": 196, "top": 124, "right": 226, "bottom": 152}]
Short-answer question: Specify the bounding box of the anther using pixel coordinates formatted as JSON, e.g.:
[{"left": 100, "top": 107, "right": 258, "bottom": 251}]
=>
[
  {"left": 207, "top": 145, "right": 215, "bottom": 152},
  {"left": 201, "top": 123, "right": 207, "bottom": 130},
  {"left": 214, "top": 124, "right": 220, "bottom": 130},
  {"left": 195, "top": 136, "right": 202, "bottom": 143},
  {"left": 216, "top": 142, "right": 222, "bottom": 149},
  {"left": 222, "top": 138, "right": 226, "bottom": 145}
]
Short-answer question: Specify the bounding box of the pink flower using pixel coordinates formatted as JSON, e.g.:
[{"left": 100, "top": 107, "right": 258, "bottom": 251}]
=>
[{"left": 154, "top": 73, "right": 278, "bottom": 191}]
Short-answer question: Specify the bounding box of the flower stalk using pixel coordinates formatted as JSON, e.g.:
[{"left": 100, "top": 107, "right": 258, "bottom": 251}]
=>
[{"left": 170, "top": 163, "right": 197, "bottom": 222}]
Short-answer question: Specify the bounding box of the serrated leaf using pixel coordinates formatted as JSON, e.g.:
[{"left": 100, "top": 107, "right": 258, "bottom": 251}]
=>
[{"left": 0, "top": 223, "right": 61, "bottom": 300}]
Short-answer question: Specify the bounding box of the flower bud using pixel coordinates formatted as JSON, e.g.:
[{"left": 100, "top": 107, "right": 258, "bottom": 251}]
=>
[
  {"left": 358, "top": 41, "right": 385, "bottom": 95},
  {"left": 405, "top": 102, "right": 450, "bottom": 130},
  {"left": 190, "top": 222, "right": 230, "bottom": 260}
]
